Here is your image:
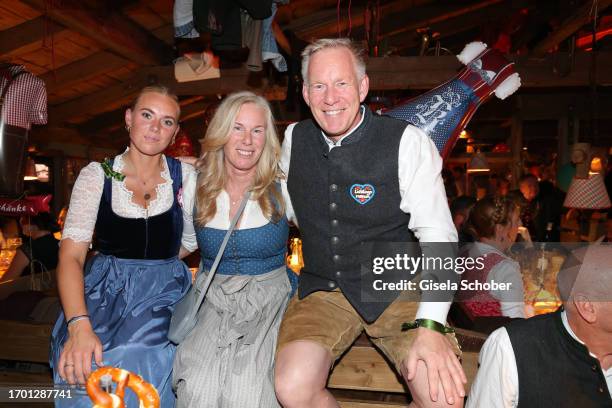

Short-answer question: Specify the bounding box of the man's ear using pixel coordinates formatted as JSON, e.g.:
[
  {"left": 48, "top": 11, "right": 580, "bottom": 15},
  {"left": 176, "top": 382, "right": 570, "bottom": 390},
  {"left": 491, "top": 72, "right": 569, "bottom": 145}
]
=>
[
  {"left": 573, "top": 294, "right": 597, "bottom": 324},
  {"left": 358, "top": 74, "right": 370, "bottom": 103}
]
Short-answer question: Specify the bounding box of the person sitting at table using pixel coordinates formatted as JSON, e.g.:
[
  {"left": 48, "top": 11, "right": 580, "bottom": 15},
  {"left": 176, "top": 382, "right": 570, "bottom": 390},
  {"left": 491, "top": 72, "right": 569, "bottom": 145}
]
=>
[
  {"left": 467, "top": 244, "right": 612, "bottom": 407},
  {"left": 0, "top": 213, "right": 59, "bottom": 282},
  {"left": 458, "top": 196, "right": 528, "bottom": 318}
]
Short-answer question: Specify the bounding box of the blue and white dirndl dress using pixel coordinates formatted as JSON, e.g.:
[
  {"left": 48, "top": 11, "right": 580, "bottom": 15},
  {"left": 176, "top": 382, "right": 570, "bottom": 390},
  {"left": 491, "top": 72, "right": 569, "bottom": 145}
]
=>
[{"left": 50, "top": 157, "right": 191, "bottom": 407}]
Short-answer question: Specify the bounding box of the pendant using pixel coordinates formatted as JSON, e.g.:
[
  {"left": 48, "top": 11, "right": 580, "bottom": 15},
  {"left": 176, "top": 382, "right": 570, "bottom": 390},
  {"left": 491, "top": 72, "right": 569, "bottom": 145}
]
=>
[{"left": 144, "top": 193, "right": 151, "bottom": 201}]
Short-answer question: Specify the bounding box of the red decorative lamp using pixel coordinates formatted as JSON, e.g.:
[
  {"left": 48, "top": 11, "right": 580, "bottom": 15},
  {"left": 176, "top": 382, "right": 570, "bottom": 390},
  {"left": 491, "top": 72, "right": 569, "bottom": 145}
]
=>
[{"left": 165, "top": 129, "right": 195, "bottom": 158}]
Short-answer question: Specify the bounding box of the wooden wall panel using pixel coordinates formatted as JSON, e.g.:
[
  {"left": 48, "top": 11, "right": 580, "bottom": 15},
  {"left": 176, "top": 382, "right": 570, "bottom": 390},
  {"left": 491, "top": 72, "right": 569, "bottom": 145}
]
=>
[
  {"left": 52, "top": 75, "right": 124, "bottom": 105},
  {"left": 145, "top": 0, "right": 173, "bottom": 20},
  {"left": 124, "top": 6, "right": 167, "bottom": 31},
  {"left": 42, "top": 52, "right": 130, "bottom": 94},
  {"left": 11, "top": 30, "right": 102, "bottom": 78},
  {"left": 123, "top": 2, "right": 173, "bottom": 44}
]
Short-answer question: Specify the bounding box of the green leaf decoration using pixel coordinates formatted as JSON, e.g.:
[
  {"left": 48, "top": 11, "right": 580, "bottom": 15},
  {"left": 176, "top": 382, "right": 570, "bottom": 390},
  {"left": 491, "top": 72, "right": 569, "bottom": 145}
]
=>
[{"left": 101, "top": 158, "right": 126, "bottom": 182}]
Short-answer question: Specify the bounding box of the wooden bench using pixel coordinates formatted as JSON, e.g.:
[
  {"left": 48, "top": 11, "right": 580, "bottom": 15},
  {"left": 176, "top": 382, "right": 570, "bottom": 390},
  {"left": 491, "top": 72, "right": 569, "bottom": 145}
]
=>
[
  {"left": 0, "top": 319, "right": 53, "bottom": 383},
  {"left": 328, "top": 329, "right": 486, "bottom": 407},
  {"left": 0, "top": 319, "right": 54, "bottom": 408}
]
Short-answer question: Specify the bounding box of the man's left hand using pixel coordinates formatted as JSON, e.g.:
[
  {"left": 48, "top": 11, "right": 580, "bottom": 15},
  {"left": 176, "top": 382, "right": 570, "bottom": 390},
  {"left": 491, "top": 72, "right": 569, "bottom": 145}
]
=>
[{"left": 400, "top": 327, "right": 466, "bottom": 405}]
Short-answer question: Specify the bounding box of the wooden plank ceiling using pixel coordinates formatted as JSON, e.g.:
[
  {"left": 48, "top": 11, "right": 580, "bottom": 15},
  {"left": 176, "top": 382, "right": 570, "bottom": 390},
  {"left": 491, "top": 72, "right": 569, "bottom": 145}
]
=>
[{"left": 1, "top": 0, "right": 611, "bottom": 149}]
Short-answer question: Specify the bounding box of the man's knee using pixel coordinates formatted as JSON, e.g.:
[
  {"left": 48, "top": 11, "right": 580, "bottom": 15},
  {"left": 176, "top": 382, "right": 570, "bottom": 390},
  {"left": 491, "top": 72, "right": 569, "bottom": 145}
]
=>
[{"left": 275, "top": 341, "right": 332, "bottom": 405}]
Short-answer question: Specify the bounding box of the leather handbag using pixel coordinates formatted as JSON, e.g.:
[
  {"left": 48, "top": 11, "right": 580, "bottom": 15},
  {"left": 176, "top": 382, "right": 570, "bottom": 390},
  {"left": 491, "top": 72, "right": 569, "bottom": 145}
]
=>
[{"left": 168, "top": 191, "right": 250, "bottom": 344}]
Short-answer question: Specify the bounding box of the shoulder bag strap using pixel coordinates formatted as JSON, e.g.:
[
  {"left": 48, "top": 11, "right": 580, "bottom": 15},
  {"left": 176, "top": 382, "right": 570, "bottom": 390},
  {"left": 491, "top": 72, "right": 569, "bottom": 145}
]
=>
[{"left": 191, "top": 190, "right": 250, "bottom": 312}]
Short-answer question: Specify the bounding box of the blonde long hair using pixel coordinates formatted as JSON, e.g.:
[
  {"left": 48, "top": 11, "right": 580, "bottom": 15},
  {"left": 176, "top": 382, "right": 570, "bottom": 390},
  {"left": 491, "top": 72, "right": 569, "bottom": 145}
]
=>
[{"left": 194, "top": 91, "right": 284, "bottom": 226}]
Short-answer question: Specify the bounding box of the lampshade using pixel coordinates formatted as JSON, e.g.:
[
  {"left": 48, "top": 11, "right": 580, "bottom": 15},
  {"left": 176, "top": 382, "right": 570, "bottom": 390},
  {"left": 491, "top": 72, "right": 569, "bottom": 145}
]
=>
[
  {"left": 467, "top": 152, "right": 490, "bottom": 173},
  {"left": 23, "top": 157, "right": 37, "bottom": 180},
  {"left": 563, "top": 173, "right": 611, "bottom": 209}
]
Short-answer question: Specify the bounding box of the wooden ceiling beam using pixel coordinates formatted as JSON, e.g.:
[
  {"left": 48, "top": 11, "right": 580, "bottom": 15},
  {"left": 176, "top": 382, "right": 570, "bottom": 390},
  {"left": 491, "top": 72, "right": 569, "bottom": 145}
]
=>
[
  {"left": 41, "top": 51, "right": 129, "bottom": 94},
  {"left": 0, "top": 15, "right": 66, "bottom": 56},
  {"left": 48, "top": 68, "right": 152, "bottom": 125},
  {"left": 18, "top": 0, "right": 172, "bottom": 65},
  {"left": 532, "top": 0, "right": 612, "bottom": 56},
  {"left": 381, "top": 0, "right": 506, "bottom": 44},
  {"left": 365, "top": 51, "right": 612, "bottom": 90},
  {"left": 288, "top": 0, "right": 434, "bottom": 40},
  {"left": 385, "top": 0, "right": 535, "bottom": 53},
  {"left": 276, "top": 0, "right": 338, "bottom": 25}
]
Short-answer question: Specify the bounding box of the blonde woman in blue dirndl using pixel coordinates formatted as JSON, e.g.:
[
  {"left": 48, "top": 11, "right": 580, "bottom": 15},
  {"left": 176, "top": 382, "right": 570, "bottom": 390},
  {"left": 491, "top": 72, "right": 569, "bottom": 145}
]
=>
[
  {"left": 173, "top": 91, "right": 297, "bottom": 407},
  {"left": 50, "top": 86, "right": 198, "bottom": 407}
]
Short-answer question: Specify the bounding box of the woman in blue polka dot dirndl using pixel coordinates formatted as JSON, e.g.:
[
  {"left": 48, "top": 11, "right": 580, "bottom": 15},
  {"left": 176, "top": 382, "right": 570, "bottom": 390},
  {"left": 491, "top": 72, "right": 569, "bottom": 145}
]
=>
[{"left": 173, "top": 91, "right": 297, "bottom": 408}]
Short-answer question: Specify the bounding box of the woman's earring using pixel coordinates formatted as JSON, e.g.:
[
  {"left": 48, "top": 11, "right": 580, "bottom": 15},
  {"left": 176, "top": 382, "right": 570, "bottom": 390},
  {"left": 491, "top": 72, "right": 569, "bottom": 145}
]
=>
[{"left": 125, "top": 125, "right": 131, "bottom": 132}]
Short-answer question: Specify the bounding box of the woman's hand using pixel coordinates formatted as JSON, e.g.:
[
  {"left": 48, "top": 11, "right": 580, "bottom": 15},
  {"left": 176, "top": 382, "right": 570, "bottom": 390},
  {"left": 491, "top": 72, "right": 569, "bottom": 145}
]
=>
[{"left": 58, "top": 319, "right": 103, "bottom": 385}]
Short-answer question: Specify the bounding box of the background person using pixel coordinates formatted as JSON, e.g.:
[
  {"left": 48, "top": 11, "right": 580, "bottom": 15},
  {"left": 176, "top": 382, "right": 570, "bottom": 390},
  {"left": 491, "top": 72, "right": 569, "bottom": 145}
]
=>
[
  {"left": 459, "top": 196, "right": 528, "bottom": 318},
  {"left": 467, "top": 244, "right": 612, "bottom": 407},
  {"left": 1, "top": 213, "right": 59, "bottom": 282}
]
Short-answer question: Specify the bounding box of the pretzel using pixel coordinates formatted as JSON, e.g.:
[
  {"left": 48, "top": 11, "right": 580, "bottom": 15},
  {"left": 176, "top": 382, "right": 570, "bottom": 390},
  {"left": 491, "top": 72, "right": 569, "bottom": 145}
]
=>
[{"left": 86, "top": 366, "right": 159, "bottom": 408}]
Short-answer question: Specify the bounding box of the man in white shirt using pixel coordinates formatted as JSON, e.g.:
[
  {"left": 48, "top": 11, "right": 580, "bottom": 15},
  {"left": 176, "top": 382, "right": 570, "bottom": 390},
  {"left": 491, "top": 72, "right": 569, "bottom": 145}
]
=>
[
  {"left": 274, "top": 38, "right": 465, "bottom": 408},
  {"left": 468, "top": 244, "right": 612, "bottom": 407}
]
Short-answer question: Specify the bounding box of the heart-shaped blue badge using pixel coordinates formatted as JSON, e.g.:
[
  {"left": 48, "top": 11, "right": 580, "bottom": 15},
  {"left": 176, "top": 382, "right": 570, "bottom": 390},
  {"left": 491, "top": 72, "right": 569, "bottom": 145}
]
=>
[{"left": 350, "top": 183, "right": 376, "bottom": 205}]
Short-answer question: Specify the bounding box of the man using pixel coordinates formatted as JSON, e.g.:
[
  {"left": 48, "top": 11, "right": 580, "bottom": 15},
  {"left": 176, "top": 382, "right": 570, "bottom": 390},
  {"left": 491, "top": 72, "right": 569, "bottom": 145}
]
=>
[
  {"left": 511, "top": 174, "right": 563, "bottom": 243},
  {"left": 275, "top": 38, "right": 466, "bottom": 408},
  {"left": 467, "top": 245, "right": 612, "bottom": 407}
]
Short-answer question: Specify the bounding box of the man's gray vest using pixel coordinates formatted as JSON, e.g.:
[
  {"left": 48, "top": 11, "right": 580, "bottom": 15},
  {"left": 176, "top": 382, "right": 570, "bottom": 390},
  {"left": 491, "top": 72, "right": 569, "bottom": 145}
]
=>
[{"left": 287, "top": 107, "right": 417, "bottom": 322}]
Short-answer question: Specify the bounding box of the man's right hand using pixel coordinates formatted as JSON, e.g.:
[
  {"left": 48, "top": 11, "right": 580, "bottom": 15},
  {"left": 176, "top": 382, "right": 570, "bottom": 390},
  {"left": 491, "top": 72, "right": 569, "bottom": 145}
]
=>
[
  {"left": 58, "top": 320, "right": 103, "bottom": 385},
  {"left": 400, "top": 327, "right": 466, "bottom": 405}
]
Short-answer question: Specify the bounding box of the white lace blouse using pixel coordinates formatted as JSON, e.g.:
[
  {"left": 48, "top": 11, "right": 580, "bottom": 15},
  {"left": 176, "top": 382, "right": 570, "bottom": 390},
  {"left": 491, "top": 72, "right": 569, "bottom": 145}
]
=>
[{"left": 61, "top": 151, "right": 198, "bottom": 252}]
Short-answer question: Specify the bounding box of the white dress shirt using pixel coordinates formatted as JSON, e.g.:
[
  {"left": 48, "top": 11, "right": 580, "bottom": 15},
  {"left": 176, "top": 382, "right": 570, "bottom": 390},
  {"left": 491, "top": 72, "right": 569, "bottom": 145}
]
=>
[
  {"left": 467, "top": 310, "right": 612, "bottom": 407},
  {"left": 279, "top": 106, "right": 457, "bottom": 324}
]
